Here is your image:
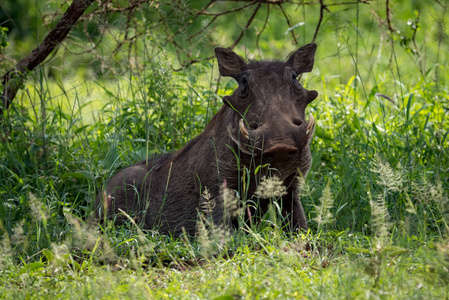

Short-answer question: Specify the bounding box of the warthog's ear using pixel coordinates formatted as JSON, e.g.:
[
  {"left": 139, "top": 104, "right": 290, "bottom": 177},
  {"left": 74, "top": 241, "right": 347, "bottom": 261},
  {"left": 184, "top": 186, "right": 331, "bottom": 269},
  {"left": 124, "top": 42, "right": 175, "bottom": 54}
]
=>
[
  {"left": 215, "top": 47, "right": 246, "bottom": 78},
  {"left": 286, "top": 43, "right": 317, "bottom": 74}
]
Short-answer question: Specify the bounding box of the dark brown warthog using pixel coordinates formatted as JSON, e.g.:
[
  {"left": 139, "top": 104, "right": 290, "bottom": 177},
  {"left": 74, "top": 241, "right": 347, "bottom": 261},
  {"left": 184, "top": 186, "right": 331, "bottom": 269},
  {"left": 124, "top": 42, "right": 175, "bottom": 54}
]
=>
[{"left": 95, "top": 43, "right": 318, "bottom": 236}]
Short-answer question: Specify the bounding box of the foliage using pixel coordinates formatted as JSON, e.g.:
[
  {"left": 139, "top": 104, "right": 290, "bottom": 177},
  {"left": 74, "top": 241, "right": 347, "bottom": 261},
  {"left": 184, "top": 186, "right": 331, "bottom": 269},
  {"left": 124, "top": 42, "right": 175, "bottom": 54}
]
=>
[
  {"left": 0, "top": 27, "right": 8, "bottom": 50},
  {"left": 0, "top": 0, "right": 449, "bottom": 298}
]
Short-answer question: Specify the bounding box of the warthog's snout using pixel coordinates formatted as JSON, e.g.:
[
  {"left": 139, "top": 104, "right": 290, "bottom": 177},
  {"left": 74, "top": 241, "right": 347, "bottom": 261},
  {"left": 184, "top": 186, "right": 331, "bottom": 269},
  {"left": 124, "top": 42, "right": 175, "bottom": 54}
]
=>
[{"left": 263, "top": 144, "right": 299, "bottom": 163}]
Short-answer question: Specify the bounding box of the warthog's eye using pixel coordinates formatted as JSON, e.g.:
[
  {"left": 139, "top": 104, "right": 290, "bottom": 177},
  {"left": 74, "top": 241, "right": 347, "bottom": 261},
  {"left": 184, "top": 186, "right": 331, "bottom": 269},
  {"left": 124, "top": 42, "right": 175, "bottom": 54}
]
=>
[
  {"left": 292, "top": 72, "right": 298, "bottom": 80},
  {"left": 291, "top": 72, "right": 303, "bottom": 91},
  {"left": 239, "top": 76, "right": 249, "bottom": 95}
]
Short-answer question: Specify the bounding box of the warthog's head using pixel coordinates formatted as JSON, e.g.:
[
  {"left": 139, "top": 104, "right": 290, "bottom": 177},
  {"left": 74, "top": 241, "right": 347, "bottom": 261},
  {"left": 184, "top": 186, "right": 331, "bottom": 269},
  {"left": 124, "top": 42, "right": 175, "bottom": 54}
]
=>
[{"left": 215, "top": 43, "right": 318, "bottom": 178}]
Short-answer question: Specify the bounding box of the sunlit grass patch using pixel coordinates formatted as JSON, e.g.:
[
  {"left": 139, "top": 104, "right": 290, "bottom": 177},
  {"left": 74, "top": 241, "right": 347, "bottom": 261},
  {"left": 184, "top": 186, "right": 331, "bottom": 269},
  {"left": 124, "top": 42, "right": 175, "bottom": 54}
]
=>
[{"left": 1, "top": 0, "right": 448, "bottom": 297}]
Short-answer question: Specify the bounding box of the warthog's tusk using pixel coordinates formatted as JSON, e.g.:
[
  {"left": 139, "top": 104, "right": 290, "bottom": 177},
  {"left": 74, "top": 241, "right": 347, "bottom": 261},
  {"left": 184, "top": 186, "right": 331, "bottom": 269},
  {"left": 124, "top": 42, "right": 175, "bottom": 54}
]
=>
[
  {"left": 306, "top": 113, "right": 315, "bottom": 135},
  {"left": 239, "top": 119, "right": 250, "bottom": 140}
]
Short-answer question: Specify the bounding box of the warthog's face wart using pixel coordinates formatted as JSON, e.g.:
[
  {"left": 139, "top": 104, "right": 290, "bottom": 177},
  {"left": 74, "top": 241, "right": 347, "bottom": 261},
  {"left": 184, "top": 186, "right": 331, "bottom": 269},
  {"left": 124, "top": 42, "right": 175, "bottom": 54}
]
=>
[{"left": 215, "top": 43, "right": 318, "bottom": 177}]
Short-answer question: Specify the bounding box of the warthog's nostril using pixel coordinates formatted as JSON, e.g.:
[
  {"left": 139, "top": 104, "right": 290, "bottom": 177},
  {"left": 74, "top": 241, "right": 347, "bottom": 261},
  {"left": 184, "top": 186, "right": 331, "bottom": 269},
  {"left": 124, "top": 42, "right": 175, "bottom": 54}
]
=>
[
  {"left": 288, "top": 149, "right": 299, "bottom": 158},
  {"left": 263, "top": 144, "right": 299, "bottom": 162}
]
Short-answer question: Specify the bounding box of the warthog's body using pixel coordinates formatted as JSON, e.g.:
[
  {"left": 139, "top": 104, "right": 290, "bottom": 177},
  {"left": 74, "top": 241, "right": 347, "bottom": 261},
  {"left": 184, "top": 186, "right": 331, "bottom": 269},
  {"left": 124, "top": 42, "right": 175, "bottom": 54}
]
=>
[{"left": 95, "top": 43, "right": 318, "bottom": 236}]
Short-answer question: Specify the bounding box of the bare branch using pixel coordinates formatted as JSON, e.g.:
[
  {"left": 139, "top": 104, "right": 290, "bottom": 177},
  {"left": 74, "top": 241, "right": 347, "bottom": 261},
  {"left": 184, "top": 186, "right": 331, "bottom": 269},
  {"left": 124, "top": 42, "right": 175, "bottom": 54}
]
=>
[
  {"left": 386, "top": 0, "right": 395, "bottom": 32},
  {"left": 230, "top": 1, "right": 262, "bottom": 49},
  {"left": 256, "top": 4, "right": 270, "bottom": 55},
  {"left": 312, "top": 0, "right": 326, "bottom": 43},
  {"left": 327, "top": 0, "right": 370, "bottom": 6},
  {"left": 1, "top": 0, "right": 379, "bottom": 106},
  {"left": 435, "top": 0, "right": 445, "bottom": 8},
  {"left": 197, "top": 0, "right": 259, "bottom": 16},
  {"left": 278, "top": 3, "right": 298, "bottom": 45},
  {"left": 1, "top": 0, "right": 95, "bottom": 114}
]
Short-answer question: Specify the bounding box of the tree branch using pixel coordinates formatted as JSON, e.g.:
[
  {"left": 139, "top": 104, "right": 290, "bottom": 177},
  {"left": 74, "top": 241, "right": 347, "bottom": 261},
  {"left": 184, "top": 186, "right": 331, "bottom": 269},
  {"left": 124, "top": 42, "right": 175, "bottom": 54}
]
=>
[
  {"left": 312, "top": 0, "right": 326, "bottom": 43},
  {"left": 230, "top": 1, "right": 262, "bottom": 49},
  {"left": 386, "top": 0, "right": 394, "bottom": 32},
  {"left": 1, "top": 0, "right": 95, "bottom": 114},
  {"left": 278, "top": 3, "right": 298, "bottom": 45}
]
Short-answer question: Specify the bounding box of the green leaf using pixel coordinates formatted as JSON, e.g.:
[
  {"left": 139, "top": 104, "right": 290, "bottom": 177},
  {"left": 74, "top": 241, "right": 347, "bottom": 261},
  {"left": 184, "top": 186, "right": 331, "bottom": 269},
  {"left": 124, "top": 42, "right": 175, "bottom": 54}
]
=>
[
  {"left": 382, "top": 245, "right": 409, "bottom": 256},
  {"left": 315, "top": 126, "right": 333, "bottom": 141},
  {"left": 346, "top": 247, "right": 372, "bottom": 254},
  {"left": 352, "top": 114, "right": 367, "bottom": 144},
  {"left": 43, "top": 249, "right": 53, "bottom": 262},
  {"left": 254, "top": 164, "right": 269, "bottom": 175},
  {"left": 19, "top": 262, "right": 45, "bottom": 275},
  {"left": 213, "top": 295, "right": 238, "bottom": 300}
]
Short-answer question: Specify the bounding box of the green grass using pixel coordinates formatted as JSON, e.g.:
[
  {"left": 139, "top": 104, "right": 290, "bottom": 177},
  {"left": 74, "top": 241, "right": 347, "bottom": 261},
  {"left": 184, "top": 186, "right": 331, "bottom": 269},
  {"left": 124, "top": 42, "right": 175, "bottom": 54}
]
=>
[
  {"left": 1, "top": 0, "right": 449, "bottom": 298},
  {"left": 1, "top": 228, "right": 449, "bottom": 298}
]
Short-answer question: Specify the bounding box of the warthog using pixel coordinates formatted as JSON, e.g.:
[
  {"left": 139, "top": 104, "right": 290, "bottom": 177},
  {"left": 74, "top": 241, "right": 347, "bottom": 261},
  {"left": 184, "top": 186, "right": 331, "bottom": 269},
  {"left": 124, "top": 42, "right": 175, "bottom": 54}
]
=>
[{"left": 95, "top": 43, "right": 318, "bottom": 236}]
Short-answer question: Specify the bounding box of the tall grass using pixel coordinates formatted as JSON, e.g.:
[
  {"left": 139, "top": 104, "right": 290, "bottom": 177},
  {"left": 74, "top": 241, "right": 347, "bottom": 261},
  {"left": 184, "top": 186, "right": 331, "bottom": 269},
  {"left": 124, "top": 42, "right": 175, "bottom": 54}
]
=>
[{"left": 0, "top": 0, "right": 448, "bottom": 298}]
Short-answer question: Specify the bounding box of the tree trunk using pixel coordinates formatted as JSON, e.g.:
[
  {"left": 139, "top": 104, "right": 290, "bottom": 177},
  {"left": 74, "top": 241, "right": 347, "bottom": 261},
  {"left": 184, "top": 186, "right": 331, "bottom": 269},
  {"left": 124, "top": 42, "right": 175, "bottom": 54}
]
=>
[{"left": 0, "top": 0, "right": 95, "bottom": 114}]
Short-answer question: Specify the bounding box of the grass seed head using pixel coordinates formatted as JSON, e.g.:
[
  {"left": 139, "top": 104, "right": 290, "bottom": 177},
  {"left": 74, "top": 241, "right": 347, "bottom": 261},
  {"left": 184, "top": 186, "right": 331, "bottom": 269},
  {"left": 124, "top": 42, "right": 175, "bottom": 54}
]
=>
[
  {"left": 313, "top": 181, "right": 335, "bottom": 229},
  {"left": 200, "top": 187, "right": 216, "bottom": 216},
  {"left": 222, "top": 184, "right": 241, "bottom": 218},
  {"left": 255, "top": 176, "right": 287, "bottom": 199},
  {"left": 371, "top": 155, "right": 404, "bottom": 194}
]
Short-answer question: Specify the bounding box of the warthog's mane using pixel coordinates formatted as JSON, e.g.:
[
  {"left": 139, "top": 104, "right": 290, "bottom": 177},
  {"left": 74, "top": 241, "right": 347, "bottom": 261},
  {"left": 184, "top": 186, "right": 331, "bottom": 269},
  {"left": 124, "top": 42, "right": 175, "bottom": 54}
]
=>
[{"left": 243, "top": 60, "right": 286, "bottom": 72}]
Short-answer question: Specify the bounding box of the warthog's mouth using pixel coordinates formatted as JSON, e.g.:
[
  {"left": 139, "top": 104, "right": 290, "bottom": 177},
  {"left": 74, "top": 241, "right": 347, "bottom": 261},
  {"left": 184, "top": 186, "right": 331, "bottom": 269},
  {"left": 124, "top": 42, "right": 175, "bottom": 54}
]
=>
[{"left": 227, "top": 113, "right": 316, "bottom": 156}]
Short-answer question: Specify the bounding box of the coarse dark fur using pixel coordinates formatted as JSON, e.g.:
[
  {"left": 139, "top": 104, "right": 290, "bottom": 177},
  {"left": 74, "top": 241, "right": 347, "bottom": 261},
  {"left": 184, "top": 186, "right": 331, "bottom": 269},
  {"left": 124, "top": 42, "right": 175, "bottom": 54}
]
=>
[{"left": 95, "top": 43, "right": 319, "bottom": 237}]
